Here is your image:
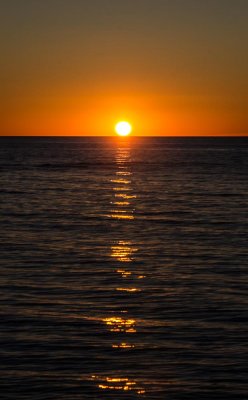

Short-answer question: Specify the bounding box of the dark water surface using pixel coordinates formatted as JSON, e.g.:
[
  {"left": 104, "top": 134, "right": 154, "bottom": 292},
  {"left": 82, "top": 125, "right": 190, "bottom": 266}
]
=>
[{"left": 1, "top": 137, "right": 247, "bottom": 399}]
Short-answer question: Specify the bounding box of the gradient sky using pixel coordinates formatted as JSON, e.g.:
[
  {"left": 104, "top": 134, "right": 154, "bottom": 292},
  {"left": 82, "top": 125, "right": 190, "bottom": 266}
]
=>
[{"left": 1, "top": 0, "right": 248, "bottom": 136}]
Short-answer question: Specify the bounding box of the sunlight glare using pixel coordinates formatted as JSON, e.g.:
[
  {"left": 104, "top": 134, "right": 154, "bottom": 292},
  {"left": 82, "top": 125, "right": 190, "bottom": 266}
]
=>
[{"left": 115, "top": 121, "right": 132, "bottom": 136}]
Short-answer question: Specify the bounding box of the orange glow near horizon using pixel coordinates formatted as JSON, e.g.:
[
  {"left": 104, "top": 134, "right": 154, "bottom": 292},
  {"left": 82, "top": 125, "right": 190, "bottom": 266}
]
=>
[
  {"left": 1, "top": 88, "right": 247, "bottom": 137},
  {"left": 1, "top": 1, "right": 248, "bottom": 137}
]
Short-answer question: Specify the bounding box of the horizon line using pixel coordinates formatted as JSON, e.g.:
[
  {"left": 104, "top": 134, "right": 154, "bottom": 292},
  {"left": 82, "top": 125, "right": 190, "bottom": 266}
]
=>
[{"left": 0, "top": 135, "right": 247, "bottom": 138}]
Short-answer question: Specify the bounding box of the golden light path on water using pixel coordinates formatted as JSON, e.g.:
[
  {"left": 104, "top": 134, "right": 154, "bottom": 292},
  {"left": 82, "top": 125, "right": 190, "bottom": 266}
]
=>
[
  {"left": 91, "top": 376, "right": 145, "bottom": 395},
  {"left": 103, "top": 316, "right": 137, "bottom": 333},
  {"left": 91, "top": 145, "right": 146, "bottom": 395}
]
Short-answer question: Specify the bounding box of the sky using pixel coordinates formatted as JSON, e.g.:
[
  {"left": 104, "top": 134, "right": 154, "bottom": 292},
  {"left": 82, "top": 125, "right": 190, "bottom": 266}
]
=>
[{"left": 0, "top": 0, "right": 248, "bottom": 136}]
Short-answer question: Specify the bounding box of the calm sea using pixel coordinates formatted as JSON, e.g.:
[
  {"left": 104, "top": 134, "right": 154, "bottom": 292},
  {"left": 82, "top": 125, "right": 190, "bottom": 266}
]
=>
[{"left": 1, "top": 137, "right": 247, "bottom": 399}]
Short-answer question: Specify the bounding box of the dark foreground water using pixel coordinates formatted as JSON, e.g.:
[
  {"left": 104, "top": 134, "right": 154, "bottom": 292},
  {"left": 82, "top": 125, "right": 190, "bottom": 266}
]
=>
[{"left": 0, "top": 137, "right": 247, "bottom": 399}]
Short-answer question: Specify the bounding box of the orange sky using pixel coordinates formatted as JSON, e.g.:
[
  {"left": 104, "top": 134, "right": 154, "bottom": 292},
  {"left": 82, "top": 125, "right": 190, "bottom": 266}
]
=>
[{"left": 1, "top": 0, "right": 248, "bottom": 136}]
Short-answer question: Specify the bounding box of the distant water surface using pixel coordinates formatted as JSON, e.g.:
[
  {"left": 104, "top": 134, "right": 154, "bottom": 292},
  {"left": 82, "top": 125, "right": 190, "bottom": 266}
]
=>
[{"left": 0, "top": 137, "right": 247, "bottom": 399}]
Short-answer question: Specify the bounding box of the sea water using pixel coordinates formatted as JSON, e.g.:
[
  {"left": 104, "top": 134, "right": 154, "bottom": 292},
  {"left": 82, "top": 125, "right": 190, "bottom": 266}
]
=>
[{"left": 0, "top": 137, "right": 247, "bottom": 399}]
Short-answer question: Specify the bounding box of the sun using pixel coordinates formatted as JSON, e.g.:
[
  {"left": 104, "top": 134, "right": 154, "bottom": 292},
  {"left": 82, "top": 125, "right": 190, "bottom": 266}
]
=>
[{"left": 115, "top": 121, "right": 132, "bottom": 136}]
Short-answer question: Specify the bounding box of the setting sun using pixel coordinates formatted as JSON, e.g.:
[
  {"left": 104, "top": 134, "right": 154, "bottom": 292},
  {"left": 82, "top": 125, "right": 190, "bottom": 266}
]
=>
[{"left": 115, "top": 121, "right": 132, "bottom": 136}]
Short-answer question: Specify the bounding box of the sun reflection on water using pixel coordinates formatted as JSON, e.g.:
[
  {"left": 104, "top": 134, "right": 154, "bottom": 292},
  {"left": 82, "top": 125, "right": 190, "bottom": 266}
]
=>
[
  {"left": 116, "top": 170, "right": 131, "bottom": 176},
  {"left": 103, "top": 316, "right": 137, "bottom": 333},
  {"left": 113, "top": 201, "right": 130, "bottom": 205},
  {"left": 111, "top": 241, "right": 137, "bottom": 262},
  {"left": 111, "top": 178, "right": 131, "bottom": 184},
  {"left": 112, "top": 342, "right": 135, "bottom": 349},
  {"left": 110, "top": 213, "right": 134, "bottom": 220},
  {"left": 115, "top": 193, "right": 137, "bottom": 199},
  {"left": 91, "top": 375, "right": 146, "bottom": 395},
  {"left": 110, "top": 148, "right": 137, "bottom": 221},
  {"left": 92, "top": 146, "right": 148, "bottom": 395},
  {"left": 116, "top": 268, "right": 132, "bottom": 277}
]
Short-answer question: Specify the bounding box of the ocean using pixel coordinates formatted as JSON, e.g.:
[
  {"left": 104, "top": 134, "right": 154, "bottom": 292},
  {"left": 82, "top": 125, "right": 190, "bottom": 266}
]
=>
[{"left": 1, "top": 136, "right": 247, "bottom": 399}]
